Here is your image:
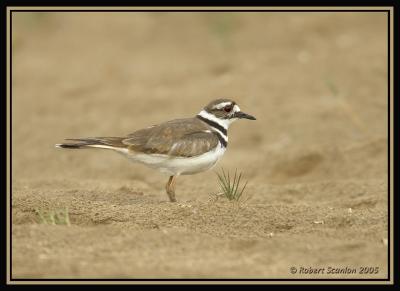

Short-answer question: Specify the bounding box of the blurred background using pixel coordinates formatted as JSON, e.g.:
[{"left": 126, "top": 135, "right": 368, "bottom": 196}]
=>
[
  {"left": 12, "top": 12, "right": 388, "bottom": 184},
  {"left": 11, "top": 12, "right": 389, "bottom": 278}
]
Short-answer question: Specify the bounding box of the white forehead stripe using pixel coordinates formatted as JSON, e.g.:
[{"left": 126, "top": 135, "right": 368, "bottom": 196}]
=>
[
  {"left": 212, "top": 102, "right": 232, "bottom": 110},
  {"left": 233, "top": 105, "right": 241, "bottom": 112}
]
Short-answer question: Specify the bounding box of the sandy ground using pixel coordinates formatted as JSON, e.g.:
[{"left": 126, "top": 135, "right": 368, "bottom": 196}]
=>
[{"left": 11, "top": 12, "right": 388, "bottom": 279}]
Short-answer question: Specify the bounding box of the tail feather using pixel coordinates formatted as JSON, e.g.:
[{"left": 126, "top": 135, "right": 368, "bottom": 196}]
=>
[
  {"left": 55, "top": 143, "right": 87, "bottom": 149},
  {"left": 55, "top": 137, "right": 126, "bottom": 150}
]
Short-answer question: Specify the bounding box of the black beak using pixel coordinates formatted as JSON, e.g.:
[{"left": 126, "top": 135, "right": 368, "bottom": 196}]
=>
[{"left": 234, "top": 111, "right": 256, "bottom": 120}]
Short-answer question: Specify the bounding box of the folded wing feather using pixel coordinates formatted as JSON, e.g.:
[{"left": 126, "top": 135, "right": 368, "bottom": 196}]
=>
[{"left": 122, "top": 118, "right": 219, "bottom": 157}]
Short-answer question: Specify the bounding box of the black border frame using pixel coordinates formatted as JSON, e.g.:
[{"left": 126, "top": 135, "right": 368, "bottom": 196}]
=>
[{"left": 4, "top": 6, "right": 396, "bottom": 284}]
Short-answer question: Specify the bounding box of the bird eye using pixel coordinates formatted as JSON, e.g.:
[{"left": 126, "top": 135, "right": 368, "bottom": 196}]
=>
[{"left": 224, "top": 105, "right": 232, "bottom": 112}]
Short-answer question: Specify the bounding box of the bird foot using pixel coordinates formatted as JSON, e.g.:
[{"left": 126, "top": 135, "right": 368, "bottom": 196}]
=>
[{"left": 167, "top": 192, "right": 177, "bottom": 202}]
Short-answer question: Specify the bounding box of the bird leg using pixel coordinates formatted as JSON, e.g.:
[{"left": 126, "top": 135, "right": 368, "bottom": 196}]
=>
[{"left": 166, "top": 176, "right": 177, "bottom": 202}]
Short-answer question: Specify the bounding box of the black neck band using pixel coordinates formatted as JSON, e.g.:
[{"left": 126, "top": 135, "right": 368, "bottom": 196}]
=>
[
  {"left": 196, "top": 115, "right": 228, "bottom": 136},
  {"left": 214, "top": 131, "right": 228, "bottom": 148}
]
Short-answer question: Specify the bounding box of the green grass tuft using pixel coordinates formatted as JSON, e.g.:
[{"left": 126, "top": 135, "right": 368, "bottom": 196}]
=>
[
  {"left": 34, "top": 207, "right": 71, "bottom": 226},
  {"left": 216, "top": 168, "right": 248, "bottom": 202}
]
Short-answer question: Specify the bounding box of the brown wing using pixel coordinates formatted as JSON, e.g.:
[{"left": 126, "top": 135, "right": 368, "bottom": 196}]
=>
[
  {"left": 122, "top": 118, "right": 219, "bottom": 157},
  {"left": 166, "top": 131, "right": 219, "bottom": 157}
]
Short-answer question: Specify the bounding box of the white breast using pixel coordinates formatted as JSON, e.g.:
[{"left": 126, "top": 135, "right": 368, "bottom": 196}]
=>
[{"left": 120, "top": 143, "right": 226, "bottom": 176}]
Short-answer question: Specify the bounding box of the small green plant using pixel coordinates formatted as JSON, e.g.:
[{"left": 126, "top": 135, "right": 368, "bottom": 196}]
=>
[
  {"left": 205, "top": 13, "right": 238, "bottom": 49},
  {"left": 216, "top": 168, "right": 248, "bottom": 202},
  {"left": 325, "top": 78, "right": 366, "bottom": 135},
  {"left": 325, "top": 79, "right": 339, "bottom": 97},
  {"left": 35, "top": 207, "right": 71, "bottom": 226}
]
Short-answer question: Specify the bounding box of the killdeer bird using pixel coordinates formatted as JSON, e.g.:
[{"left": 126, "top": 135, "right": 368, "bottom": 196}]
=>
[{"left": 56, "top": 98, "right": 256, "bottom": 202}]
